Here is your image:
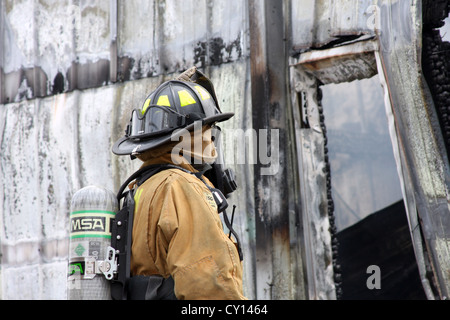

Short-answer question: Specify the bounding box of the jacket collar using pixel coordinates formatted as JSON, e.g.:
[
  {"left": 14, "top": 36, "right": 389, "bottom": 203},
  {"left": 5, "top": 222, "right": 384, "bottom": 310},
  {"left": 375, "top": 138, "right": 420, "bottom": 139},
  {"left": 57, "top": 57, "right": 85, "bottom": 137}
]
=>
[{"left": 140, "top": 152, "right": 197, "bottom": 174}]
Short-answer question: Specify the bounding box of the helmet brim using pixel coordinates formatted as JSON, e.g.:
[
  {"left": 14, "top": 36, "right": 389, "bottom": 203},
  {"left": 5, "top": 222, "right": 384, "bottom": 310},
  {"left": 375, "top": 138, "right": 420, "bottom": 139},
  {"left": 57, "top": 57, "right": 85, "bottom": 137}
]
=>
[{"left": 112, "top": 112, "right": 234, "bottom": 156}]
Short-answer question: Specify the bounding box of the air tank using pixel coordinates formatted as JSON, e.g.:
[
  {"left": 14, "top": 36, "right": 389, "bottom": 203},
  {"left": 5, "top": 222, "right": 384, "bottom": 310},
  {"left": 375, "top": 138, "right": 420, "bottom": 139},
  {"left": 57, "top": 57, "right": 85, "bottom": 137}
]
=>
[{"left": 67, "top": 186, "right": 118, "bottom": 300}]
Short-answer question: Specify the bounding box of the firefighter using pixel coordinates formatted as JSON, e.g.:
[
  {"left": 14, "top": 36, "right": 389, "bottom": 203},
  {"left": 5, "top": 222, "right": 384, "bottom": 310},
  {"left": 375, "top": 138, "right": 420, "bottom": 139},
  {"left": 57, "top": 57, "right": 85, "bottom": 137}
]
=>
[{"left": 111, "top": 67, "right": 246, "bottom": 300}]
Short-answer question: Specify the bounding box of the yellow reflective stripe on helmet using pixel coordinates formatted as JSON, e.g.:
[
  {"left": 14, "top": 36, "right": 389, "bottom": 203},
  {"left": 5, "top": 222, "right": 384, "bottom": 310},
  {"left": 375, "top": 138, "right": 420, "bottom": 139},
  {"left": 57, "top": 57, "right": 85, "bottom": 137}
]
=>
[
  {"left": 142, "top": 98, "right": 151, "bottom": 115},
  {"left": 157, "top": 95, "right": 171, "bottom": 107},
  {"left": 178, "top": 90, "right": 197, "bottom": 107},
  {"left": 194, "top": 85, "right": 211, "bottom": 100}
]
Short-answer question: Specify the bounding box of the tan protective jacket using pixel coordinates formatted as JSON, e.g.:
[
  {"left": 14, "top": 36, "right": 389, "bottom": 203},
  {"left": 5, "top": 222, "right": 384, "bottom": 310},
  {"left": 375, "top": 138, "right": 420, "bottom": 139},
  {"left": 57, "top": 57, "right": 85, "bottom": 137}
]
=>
[{"left": 130, "top": 154, "right": 246, "bottom": 300}]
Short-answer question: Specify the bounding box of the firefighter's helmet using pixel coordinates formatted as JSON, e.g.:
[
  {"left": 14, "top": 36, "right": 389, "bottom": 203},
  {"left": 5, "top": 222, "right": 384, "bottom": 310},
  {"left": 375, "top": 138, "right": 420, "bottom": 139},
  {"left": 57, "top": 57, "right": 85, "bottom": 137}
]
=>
[{"left": 112, "top": 80, "right": 233, "bottom": 156}]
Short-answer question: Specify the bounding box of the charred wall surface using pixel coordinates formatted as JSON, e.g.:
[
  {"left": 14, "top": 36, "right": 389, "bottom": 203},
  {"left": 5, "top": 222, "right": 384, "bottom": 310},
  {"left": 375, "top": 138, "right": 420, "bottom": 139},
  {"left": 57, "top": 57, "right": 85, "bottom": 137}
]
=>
[
  {"left": 2, "top": 0, "right": 449, "bottom": 301},
  {"left": 422, "top": 0, "right": 450, "bottom": 158},
  {"left": 0, "top": 0, "right": 306, "bottom": 300},
  {"left": 0, "top": 0, "right": 257, "bottom": 299}
]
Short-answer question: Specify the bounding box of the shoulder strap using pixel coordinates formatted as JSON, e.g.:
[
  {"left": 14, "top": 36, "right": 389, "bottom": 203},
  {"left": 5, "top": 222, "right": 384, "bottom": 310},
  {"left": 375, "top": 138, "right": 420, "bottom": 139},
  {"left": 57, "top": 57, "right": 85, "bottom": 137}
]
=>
[
  {"left": 116, "top": 164, "right": 165, "bottom": 201},
  {"left": 111, "top": 164, "right": 170, "bottom": 300}
]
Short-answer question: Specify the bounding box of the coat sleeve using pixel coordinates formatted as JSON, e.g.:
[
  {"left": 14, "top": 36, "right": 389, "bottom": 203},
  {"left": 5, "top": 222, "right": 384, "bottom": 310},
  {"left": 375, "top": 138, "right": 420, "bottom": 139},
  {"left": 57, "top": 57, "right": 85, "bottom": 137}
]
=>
[{"left": 155, "top": 173, "right": 246, "bottom": 300}]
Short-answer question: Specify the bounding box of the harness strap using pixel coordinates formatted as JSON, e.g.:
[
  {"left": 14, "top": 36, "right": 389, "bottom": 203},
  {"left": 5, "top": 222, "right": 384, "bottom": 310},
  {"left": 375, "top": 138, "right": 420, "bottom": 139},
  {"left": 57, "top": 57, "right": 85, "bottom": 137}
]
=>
[{"left": 111, "top": 165, "right": 164, "bottom": 300}]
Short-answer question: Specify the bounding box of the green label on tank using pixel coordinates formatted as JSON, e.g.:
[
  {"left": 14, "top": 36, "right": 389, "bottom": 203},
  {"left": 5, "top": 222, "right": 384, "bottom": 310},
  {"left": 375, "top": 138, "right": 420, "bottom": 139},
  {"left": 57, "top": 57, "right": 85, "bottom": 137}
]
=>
[
  {"left": 68, "top": 261, "right": 85, "bottom": 275},
  {"left": 70, "top": 210, "right": 115, "bottom": 239},
  {"left": 74, "top": 244, "right": 86, "bottom": 256}
]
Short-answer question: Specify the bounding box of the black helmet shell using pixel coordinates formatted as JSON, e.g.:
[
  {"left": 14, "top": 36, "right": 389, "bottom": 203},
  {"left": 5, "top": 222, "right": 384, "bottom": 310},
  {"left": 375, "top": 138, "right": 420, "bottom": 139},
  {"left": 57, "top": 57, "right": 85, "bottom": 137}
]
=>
[{"left": 112, "top": 80, "right": 233, "bottom": 156}]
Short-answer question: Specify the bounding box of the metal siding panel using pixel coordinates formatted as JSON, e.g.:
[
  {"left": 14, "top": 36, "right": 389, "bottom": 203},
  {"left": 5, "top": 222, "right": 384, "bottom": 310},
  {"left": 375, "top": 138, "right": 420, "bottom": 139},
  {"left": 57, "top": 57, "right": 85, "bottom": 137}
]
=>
[
  {"left": 0, "top": 62, "right": 255, "bottom": 299},
  {"left": 289, "top": 67, "right": 337, "bottom": 299},
  {"left": 377, "top": 0, "right": 450, "bottom": 298},
  {"left": 1, "top": 0, "right": 249, "bottom": 103},
  {"left": 290, "top": 0, "right": 320, "bottom": 49},
  {"left": 291, "top": 0, "right": 376, "bottom": 51},
  {"left": 208, "top": 61, "right": 256, "bottom": 299},
  {"left": 329, "top": 0, "right": 375, "bottom": 36},
  {"left": 249, "top": 0, "right": 301, "bottom": 300}
]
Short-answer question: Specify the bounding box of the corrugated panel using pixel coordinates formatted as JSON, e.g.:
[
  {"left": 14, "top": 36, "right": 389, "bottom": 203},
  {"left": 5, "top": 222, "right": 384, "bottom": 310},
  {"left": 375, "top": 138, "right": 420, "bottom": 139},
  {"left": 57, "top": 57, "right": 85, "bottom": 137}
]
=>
[
  {"left": 290, "top": 0, "right": 376, "bottom": 51},
  {"left": 118, "top": 0, "right": 248, "bottom": 77},
  {"left": 3, "top": 0, "right": 431, "bottom": 301},
  {"left": 0, "top": 0, "right": 112, "bottom": 102},
  {"left": 377, "top": 0, "right": 450, "bottom": 298},
  {"left": 0, "top": 0, "right": 254, "bottom": 300},
  {"left": 0, "top": 62, "right": 255, "bottom": 299},
  {"left": 248, "top": 0, "right": 306, "bottom": 300},
  {"left": 0, "top": 0, "right": 248, "bottom": 103}
]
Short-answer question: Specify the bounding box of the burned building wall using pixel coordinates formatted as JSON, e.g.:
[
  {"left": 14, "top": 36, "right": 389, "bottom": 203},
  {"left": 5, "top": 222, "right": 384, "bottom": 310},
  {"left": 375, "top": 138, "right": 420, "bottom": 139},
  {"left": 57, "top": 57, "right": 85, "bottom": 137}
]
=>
[
  {"left": 1, "top": 0, "right": 449, "bottom": 301},
  {"left": 0, "top": 0, "right": 305, "bottom": 301},
  {"left": 0, "top": 0, "right": 257, "bottom": 299},
  {"left": 290, "top": 0, "right": 450, "bottom": 300}
]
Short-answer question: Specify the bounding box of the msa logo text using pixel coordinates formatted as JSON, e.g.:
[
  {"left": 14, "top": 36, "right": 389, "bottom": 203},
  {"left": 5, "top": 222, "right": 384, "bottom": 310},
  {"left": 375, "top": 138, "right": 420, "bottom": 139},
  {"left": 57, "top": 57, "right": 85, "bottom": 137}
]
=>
[{"left": 71, "top": 216, "right": 106, "bottom": 233}]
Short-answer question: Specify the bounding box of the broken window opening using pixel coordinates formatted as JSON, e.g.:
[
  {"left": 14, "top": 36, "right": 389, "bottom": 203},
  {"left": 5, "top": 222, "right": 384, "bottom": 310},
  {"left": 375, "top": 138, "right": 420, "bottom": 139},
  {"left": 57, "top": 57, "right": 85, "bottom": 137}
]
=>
[
  {"left": 320, "top": 75, "right": 403, "bottom": 231},
  {"left": 320, "top": 75, "right": 426, "bottom": 300}
]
